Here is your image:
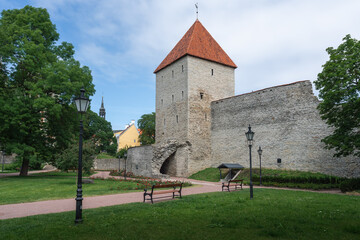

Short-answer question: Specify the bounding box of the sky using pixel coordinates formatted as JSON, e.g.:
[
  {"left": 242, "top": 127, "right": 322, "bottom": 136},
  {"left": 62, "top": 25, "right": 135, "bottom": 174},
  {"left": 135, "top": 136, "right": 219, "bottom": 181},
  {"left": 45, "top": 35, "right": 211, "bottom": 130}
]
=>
[{"left": 1, "top": 0, "right": 360, "bottom": 130}]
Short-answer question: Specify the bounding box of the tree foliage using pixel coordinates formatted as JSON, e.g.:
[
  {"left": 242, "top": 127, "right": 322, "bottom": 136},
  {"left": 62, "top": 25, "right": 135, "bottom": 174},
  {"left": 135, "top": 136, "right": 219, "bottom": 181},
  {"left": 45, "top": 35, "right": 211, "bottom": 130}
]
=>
[
  {"left": 83, "top": 110, "right": 117, "bottom": 156},
  {"left": 55, "top": 140, "right": 96, "bottom": 174},
  {"left": 138, "top": 112, "right": 155, "bottom": 145},
  {"left": 0, "top": 6, "right": 95, "bottom": 175},
  {"left": 315, "top": 34, "right": 360, "bottom": 157}
]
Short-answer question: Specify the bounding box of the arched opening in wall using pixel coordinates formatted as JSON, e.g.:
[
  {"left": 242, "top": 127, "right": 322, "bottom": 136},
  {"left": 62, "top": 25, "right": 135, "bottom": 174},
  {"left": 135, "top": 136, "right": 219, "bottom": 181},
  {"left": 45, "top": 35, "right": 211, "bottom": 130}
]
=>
[{"left": 160, "top": 152, "right": 176, "bottom": 176}]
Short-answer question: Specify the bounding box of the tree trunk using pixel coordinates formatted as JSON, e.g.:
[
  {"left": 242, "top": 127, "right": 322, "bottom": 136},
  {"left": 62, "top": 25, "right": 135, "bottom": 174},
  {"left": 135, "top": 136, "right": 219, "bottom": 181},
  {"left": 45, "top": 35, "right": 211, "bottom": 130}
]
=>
[{"left": 20, "top": 158, "right": 30, "bottom": 176}]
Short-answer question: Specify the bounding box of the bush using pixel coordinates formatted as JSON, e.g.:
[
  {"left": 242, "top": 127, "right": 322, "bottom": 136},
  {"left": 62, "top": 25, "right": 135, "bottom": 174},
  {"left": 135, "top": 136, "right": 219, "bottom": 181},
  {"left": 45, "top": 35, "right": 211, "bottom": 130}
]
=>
[
  {"left": 55, "top": 140, "right": 96, "bottom": 174},
  {"left": 340, "top": 178, "right": 360, "bottom": 192}
]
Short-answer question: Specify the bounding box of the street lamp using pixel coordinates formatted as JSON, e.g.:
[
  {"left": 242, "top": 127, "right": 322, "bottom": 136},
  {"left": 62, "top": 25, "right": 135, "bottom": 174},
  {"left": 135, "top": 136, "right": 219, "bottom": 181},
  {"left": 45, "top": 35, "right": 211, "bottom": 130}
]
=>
[
  {"left": 74, "top": 88, "right": 90, "bottom": 224},
  {"left": 123, "top": 152, "right": 127, "bottom": 180},
  {"left": 245, "top": 125, "right": 254, "bottom": 199},
  {"left": 257, "top": 146, "right": 263, "bottom": 186}
]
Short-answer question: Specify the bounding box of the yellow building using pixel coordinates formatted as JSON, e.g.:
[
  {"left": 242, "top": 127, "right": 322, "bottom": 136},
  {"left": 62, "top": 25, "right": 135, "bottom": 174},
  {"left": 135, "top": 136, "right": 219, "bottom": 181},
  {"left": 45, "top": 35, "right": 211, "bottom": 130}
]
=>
[{"left": 114, "top": 121, "right": 141, "bottom": 151}]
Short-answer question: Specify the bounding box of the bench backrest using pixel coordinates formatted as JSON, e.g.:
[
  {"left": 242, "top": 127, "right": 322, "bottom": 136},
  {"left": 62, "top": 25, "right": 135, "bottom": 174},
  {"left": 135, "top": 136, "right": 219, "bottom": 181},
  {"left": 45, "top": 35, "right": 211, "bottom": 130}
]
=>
[
  {"left": 229, "top": 179, "right": 243, "bottom": 183},
  {"left": 152, "top": 183, "right": 182, "bottom": 189}
]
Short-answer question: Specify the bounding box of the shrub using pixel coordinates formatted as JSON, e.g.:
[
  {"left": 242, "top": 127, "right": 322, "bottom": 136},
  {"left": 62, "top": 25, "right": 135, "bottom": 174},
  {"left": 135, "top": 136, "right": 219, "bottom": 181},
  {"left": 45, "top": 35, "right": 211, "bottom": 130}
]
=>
[
  {"left": 55, "top": 140, "right": 96, "bottom": 174},
  {"left": 340, "top": 178, "right": 360, "bottom": 192}
]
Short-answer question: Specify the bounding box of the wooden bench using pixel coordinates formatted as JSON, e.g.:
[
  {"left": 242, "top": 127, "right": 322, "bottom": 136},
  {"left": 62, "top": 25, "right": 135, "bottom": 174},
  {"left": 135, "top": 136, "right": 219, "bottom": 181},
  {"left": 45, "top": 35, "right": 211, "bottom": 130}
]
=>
[
  {"left": 144, "top": 183, "right": 183, "bottom": 204},
  {"left": 222, "top": 179, "right": 243, "bottom": 192}
]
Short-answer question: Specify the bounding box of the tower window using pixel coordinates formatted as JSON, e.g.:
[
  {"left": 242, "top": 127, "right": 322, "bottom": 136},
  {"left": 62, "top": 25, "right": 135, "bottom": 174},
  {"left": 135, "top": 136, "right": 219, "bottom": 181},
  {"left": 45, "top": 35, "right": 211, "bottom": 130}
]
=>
[
  {"left": 164, "top": 118, "right": 166, "bottom": 127},
  {"left": 172, "top": 70, "right": 174, "bottom": 78},
  {"left": 182, "top": 65, "right": 184, "bottom": 72},
  {"left": 211, "top": 69, "right": 214, "bottom": 76},
  {"left": 172, "top": 95, "right": 174, "bottom": 103},
  {"left": 176, "top": 115, "right": 179, "bottom": 123},
  {"left": 161, "top": 99, "right": 163, "bottom": 106},
  {"left": 200, "top": 92, "right": 204, "bottom": 99},
  {"left": 181, "top": 91, "right": 184, "bottom": 100}
]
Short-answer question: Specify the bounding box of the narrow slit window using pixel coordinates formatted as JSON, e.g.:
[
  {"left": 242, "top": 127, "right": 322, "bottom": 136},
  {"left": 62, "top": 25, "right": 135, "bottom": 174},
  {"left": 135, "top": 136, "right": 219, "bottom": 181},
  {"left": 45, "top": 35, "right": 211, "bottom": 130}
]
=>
[
  {"left": 211, "top": 69, "right": 214, "bottom": 76},
  {"left": 181, "top": 91, "right": 184, "bottom": 100},
  {"left": 205, "top": 113, "right": 207, "bottom": 120},
  {"left": 200, "top": 92, "right": 204, "bottom": 99},
  {"left": 161, "top": 99, "right": 163, "bottom": 106},
  {"left": 176, "top": 115, "right": 179, "bottom": 123},
  {"left": 172, "top": 95, "right": 174, "bottom": 103},
  {"left": 182, "top": 65, "right": 184, "bottom": 72},
  {"left": 164, "top": 118, "right": 166, "bottom": 127},
  {"left": 172, "top": 70, "right": 174, "bottom": 78}
]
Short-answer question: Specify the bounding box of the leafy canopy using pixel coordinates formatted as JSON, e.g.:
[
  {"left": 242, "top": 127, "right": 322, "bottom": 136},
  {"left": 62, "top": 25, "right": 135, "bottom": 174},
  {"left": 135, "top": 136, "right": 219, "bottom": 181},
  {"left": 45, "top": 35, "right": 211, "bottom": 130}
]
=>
[
  {"left": 0, "top": 6, "right": 95, "bottom": 175},
  {"left": 315, "top": 34, "right": 360, "bottom": 157},
  {"left": 138, "top": 112, "right": 155, "bottom": 145}
]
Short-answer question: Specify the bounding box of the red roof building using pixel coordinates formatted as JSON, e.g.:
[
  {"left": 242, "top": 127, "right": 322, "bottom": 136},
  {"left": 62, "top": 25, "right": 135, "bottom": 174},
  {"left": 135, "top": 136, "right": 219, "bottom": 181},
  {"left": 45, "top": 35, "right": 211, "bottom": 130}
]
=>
[{"left": 154, "top": 20, "right": 237, "bottom": 73}]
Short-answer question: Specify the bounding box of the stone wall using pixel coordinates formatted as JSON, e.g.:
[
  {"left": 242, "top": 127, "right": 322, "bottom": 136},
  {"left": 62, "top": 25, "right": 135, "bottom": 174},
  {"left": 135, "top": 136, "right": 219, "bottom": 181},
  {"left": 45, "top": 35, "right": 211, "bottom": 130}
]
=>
[
  {"left": 187, "top": 56, "right": 235, "bottom": 175},
  {"left": 155, "top": 56, "right": 188, "bottom": 144},
  {"left": 127, "top": 145, "right": 153, "bottom": 177},
  {"left": 94, "top": 158, "right": 125, "bottom": 170},
  {"left": 211, "top": 80, "right": 360, "bottom": 178}
]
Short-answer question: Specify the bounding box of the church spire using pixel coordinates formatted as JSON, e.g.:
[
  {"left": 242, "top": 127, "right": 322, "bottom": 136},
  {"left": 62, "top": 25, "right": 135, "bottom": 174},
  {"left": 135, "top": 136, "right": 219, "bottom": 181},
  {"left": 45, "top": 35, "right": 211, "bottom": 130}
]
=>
[{"left": 99, "top": 96, "right": 106, "bottom": 119}]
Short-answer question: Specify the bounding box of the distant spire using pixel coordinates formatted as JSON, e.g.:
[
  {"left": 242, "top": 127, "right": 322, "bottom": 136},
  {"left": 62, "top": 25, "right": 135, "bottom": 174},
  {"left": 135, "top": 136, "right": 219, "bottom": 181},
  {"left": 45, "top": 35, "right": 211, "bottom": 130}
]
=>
[
  {"left": 195, "top": 3, "right": 198, "bottom": 20},
  {"left": 99, "top": 96, "right": 106, "bottom": 119}
]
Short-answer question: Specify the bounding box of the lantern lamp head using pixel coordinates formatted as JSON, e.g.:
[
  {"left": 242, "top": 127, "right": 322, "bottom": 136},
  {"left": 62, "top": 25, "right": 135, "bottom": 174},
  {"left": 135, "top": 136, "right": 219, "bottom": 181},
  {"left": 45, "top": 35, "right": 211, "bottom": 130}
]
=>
[
  {"left": 245, "top": 125, "right": 255, "bottom": 145},
  {"left": 75, "top": 88, "right": 90, "bottom": 114}
]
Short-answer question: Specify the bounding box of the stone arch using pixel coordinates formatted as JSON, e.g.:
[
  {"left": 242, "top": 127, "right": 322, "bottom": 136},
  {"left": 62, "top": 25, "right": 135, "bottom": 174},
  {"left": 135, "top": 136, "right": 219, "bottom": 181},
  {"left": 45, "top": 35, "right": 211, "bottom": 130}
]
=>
[
  {"left": 152, "top": 140, "right": 191, "bottom": 177},
  {"left": 160, "top": 152, "right": 176, "bottom": 175}
]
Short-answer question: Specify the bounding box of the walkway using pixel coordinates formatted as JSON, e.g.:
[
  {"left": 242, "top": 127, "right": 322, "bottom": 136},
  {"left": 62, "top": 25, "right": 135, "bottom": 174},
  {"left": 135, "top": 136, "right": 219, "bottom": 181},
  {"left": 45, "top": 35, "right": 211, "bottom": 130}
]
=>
[
  {"left": 0, "top": 172, "right": 221, "bottom": 220},
  {"left": 0, "top": 171, "right": 343, "bottom": 220}
]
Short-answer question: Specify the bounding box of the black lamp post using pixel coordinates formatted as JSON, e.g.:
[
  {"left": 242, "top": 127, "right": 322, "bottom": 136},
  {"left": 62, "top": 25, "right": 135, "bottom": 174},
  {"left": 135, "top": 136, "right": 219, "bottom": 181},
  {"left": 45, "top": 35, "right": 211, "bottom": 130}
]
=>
[
  {"left": 257, "top": 146, "right": 263, "bottom": 186},
  {"left": 74, "top": 88, "right": 90, "bottom": 224},
  {"left": 124, "top": 152, "right": 127, "bottom": 180},
  {"left": 245, "top": 125, "right": 255, "bottom": 199}
]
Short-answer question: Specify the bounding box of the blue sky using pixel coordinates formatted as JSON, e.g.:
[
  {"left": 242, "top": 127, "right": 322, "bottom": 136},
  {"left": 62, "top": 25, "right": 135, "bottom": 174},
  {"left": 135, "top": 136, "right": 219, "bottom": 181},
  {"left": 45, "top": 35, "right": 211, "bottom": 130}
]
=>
[{"left": 1, "top": 0, "right": 360, "bottom": 130}]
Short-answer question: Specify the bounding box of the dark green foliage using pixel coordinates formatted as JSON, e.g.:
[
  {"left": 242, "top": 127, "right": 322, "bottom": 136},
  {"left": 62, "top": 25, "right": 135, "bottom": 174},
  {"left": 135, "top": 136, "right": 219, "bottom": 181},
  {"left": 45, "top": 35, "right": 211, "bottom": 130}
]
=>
[
  {"left": 138, "top": 112, "right": 155, "bottom": 145},
  {"left": 55, "top": 141, "right": 96, "bottom": 174},
  {"left": 116, "top": 146, "right": 128, "bottom": 158},
  {"left": 340, "top": 178, "right": 360, "bottom": 192},
  {"left": 315, "top": 34, "right": 360, "bottom": 157},
  {"left": 83, "top": 110, "right": 117, "bottom": 155},
  {"left": 0, "top": 6, "right": 95, "bottom": 175}
]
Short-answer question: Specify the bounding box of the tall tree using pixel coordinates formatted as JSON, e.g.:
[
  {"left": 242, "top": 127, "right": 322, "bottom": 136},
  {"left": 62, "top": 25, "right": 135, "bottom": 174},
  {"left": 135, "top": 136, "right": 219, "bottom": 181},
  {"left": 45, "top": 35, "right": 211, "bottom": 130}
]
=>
[
  {"left": 315, "top": 34, "right": 360, "bottom": 157},
  {"left": 138, "top": 112, "right": 155, "bottom": 145},
  {"left": 0, "top": 6, "right": 95, "bottom": 175},
  {"left": 84, "top": 110, "right": 117, "bottom": 155}
]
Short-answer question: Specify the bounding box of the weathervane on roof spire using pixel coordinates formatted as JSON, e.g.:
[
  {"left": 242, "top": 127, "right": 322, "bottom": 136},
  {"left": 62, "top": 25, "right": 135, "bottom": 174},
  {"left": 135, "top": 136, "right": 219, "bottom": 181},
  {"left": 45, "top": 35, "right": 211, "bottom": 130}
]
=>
[{"left": 195, "top": 3, "right": 198, "bottom": 20}]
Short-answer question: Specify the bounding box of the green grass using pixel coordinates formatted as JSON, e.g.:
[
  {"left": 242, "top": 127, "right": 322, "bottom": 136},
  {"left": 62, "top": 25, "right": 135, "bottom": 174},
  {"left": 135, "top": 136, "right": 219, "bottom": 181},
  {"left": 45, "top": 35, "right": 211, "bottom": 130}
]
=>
[
  {"left": 1, "top": 189, "right": 359, "bottom": 240},
  {"left": 96, "top": 153, "right": 116, "bottom": 159},
  {"left": 189, "top": 168, "right": 344, "bottom": 190},
  {"left": 0, "top": 174, "right": 144, "bottom": 205},
  {"left": 188, "top": 167, "right": 221, "bottom": 182}
]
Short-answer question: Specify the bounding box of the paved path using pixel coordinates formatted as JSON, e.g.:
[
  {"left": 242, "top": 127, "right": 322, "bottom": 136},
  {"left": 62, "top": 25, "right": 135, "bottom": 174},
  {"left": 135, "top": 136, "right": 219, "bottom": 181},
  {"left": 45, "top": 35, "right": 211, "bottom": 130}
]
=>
[
  {"left": 0, "top": 169, "right": 56, "bottom": 178},
  {"left": 0, "top": 171, "right": 343, "bottom": 220},
  {"left": 0, "top": 172, "right": 221, "bottom": 220}
]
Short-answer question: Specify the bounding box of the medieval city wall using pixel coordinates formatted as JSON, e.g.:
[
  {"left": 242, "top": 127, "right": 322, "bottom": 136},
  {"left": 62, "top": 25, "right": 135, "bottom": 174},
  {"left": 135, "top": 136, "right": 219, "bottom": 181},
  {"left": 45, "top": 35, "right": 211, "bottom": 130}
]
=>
[
  {"left": 211, "top": 80, "right": 360, "bottom": 178},
  {"left": 127, "top": 145, "right": 153, "bottom": 177}
]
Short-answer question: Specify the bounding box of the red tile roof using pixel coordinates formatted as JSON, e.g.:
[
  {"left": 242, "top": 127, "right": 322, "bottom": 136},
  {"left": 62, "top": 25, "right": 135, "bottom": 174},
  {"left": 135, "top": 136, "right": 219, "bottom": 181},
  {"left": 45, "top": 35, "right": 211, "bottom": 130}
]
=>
[{"left": 154, "top": 20, "right": 237, "bottom": 73}]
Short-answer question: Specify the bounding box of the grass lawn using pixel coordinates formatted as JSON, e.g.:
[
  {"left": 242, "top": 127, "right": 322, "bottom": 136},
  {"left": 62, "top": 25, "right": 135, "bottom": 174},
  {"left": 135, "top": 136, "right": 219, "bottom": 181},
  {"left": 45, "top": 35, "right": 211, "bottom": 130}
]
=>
[
  {"left": 0, "top": 173, "right": 144, "bottom": 205},
  {"left": 96, "top": 153, "right": 116, "bottom": 159},
  {"left": 1, "top": 189, "right": 359, "bottom": 240}
]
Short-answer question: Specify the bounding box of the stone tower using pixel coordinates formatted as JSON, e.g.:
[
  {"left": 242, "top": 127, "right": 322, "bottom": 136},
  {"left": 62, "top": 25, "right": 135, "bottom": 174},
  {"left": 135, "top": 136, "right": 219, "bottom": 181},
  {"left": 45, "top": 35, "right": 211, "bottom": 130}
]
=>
[
  {"left": 99, "top": 96, "right": 106, "bottom": 119},
  {"left": 154, "top": 20, "right": 237, "bottom": 176}
]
